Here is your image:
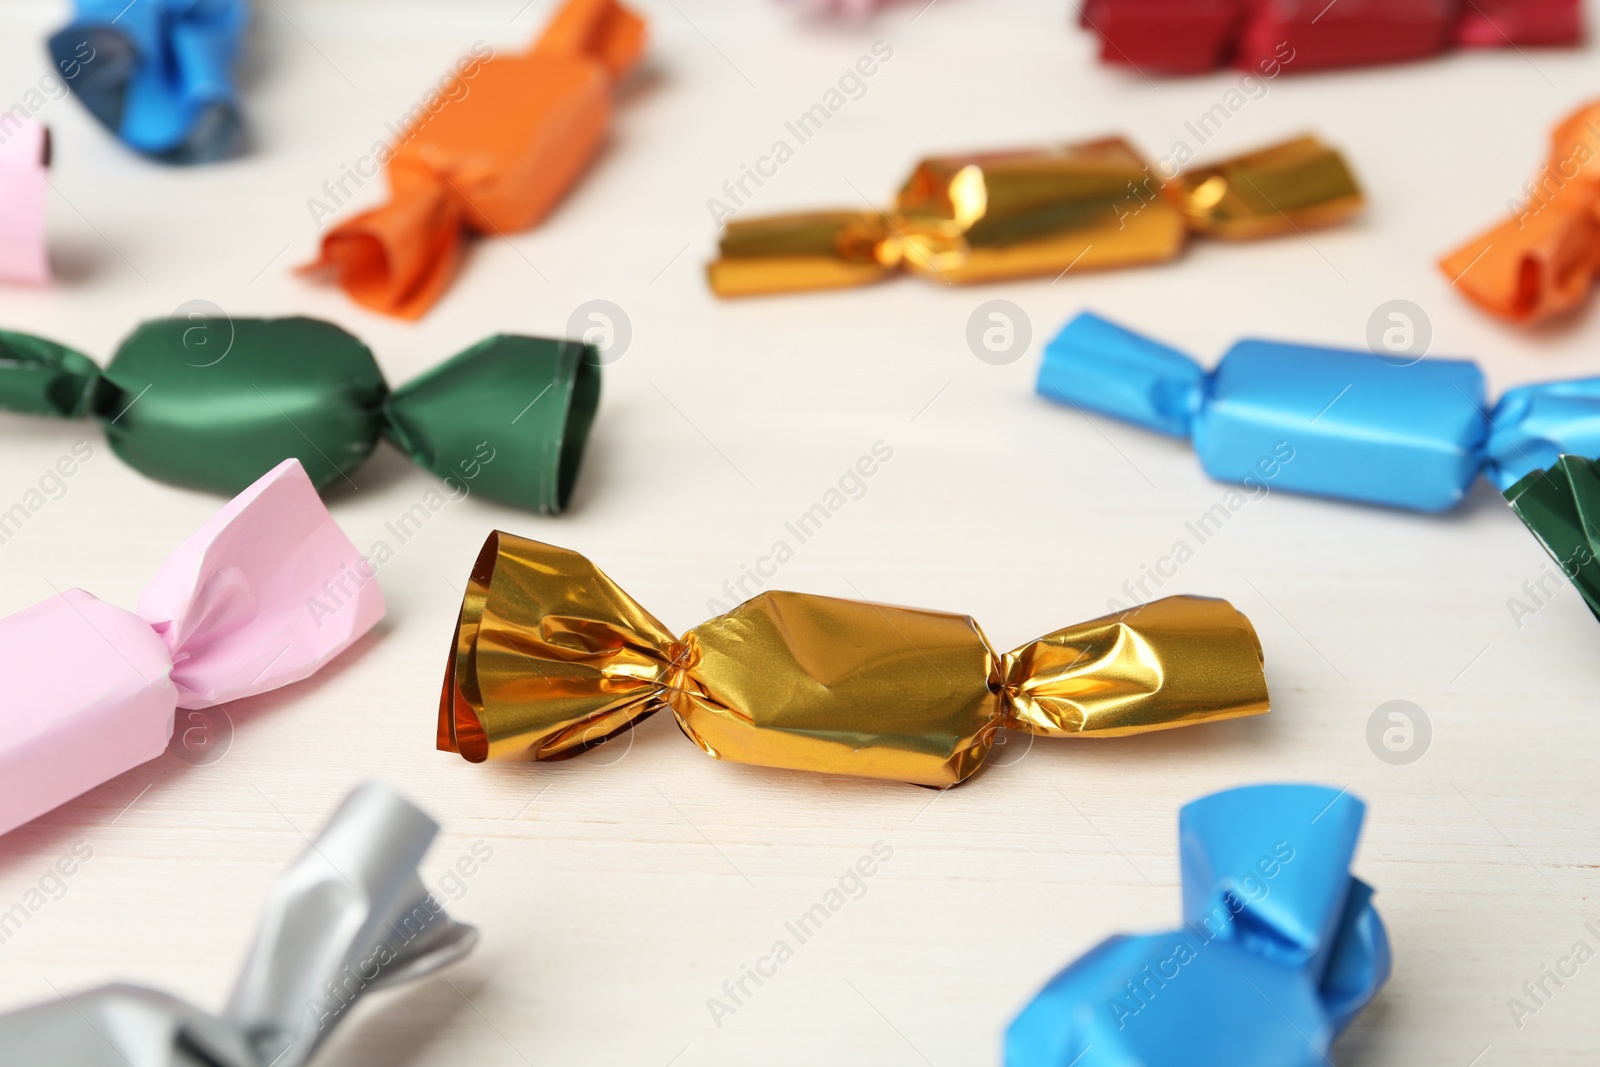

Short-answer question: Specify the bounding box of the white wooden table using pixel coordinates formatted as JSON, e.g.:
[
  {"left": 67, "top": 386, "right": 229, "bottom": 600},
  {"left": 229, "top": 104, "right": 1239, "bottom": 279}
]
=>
[{"left": 1, "top": 1, "right": 1597, "bottom": 1063}]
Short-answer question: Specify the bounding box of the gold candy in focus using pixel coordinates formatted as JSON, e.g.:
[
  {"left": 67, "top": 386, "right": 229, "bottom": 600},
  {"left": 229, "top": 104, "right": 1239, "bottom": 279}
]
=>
[
  {"left": 707, "top": 133, "right": 1362, "bottom": 297},
  {"left": 438, "top": 534, "right": 1271, "bottom": 787}
]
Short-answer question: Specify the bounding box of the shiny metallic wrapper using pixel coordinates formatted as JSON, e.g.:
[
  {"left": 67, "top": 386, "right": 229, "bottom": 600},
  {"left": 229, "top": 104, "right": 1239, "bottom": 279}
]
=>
[
  {"left": 1440, "top": 101, "right": 1600, "bottom": 324},
  {"left": 892, "top": 138, "right": 1189, "bottom": 284},
  {"left": 0, "top": 783, "right": 478, "bottom": 1067},
  {"left": 707, "top": 133, "right": 1361, "bottom": 296},
  {"left": 439, "top": 534, "right": 1271, "bottom": 787},
  {"left": 1171, "top": 134, "right": 1365, "bottom": 239}
]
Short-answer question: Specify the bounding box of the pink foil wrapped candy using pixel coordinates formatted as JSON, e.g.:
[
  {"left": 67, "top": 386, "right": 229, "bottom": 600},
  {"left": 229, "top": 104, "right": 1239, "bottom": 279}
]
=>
[
  {"left": 0, "top": 120, "right": 50, "bottom": 285},
  {"left": 0, "top": 459, "right": 383, "bottom": 836}
]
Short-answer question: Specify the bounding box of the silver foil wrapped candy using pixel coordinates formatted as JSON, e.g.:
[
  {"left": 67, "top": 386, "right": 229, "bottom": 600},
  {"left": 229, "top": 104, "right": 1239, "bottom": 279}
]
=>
[{"left": 0, "top": 782, "right": 479, "bottom": 1066}]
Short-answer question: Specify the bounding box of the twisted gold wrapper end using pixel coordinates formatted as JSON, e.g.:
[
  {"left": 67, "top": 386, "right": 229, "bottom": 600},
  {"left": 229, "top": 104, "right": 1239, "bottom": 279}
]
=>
[
  {"left": 705, "top": 134, "right": 1362, "bottom": 296},
  {"left": 439, "top": 534, "right": 1270, "bottom": 786},
  {"left": 1000, "top": 597, "right": 1268, "bottom": 738},
  {"left": 438, "top": 532, "right": 678, "bottom": 763},
  {"left": 1173, "top": 134, "right": 1365, "bottom": 240},
  {"left": 706, "top": 211, "right": 900, "bottom": 297}
]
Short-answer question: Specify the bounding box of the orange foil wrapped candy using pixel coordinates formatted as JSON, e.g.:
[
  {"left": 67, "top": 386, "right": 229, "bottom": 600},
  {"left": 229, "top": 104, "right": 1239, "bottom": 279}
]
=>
[
  {"left": 301, "top": 0, "right": 645, "bottom": 319},
  {"left": 708, "top": 134, "right": 1362, "bottom": 297},
  {"left": 1440, "top": 102, "right": 1600, "bottom": 325},
  {"left": 438, "top": 535, "right": 1271, "bottom": 788}
]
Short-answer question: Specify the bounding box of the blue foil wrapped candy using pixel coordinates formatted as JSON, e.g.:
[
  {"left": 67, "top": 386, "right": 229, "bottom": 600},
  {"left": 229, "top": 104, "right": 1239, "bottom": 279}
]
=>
[
  {"left": 1006, "top": 784, "right": 1390, "bottom": 1067},
  {"left": 48, "top": 0, "right": 247, "bottom": 163},
  {"left": 1038, "top": 311, "right": 1600, "bottom": 512}
]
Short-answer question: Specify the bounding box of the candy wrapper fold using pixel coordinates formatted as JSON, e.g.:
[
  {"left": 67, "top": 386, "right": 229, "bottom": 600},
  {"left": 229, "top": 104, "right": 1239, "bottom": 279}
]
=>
[
  {"left": 0, "top": 316, "right": 600, "bottom": 513},
  {"left": 1506, "top": 454, "right": 1600, "bottom": 621},
  {"left": 0, "top": 783, "right": 477, "bottom": 1067},
  {"left": 1006, "top": 783, "right": 1390, "bottom": 1067},
  {"left": 49, "top": 0, "right": 247, "bottom": 162},
  {"left": 300, "top": 0, "right": 646, "bottom": 318},
  {"left": 0, "top": 120, "right": 50, "bottom": 285},
  {"left": 1080, "top": 0, "right": 1581, "bottom": 76},
  {"left": 1440, "top": 101, "right": 1600, "bottom": 325},
  {"left": 708, "top": 134, "right": 1361, "bottom": 297},
  {"left": 1038, "top": 311, "right": 1600, "bottom": 512},
  {"left": 1454, "top": 0, "right": 1585, "bottom": 46},
  {"left": 438, "top": 534, "right": 1270, "bottom": 787},
  {"left": 0, "top": 459, "right": 383, "bottom": 836}
]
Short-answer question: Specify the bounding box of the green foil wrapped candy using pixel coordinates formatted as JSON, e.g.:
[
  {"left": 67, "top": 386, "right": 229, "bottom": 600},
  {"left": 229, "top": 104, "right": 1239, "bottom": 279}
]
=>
[
  {"left": 0, "top": 331, "right": 102, "bottom": 417},
  {"left": 0, "top": 317, "right": 599, "bottom": 513},
  {"left": 387, "top": 334, "right": 600, "bottom": 517},
  {"left": 1505, "top": 454, "right": 1600, "bottom": 621}
]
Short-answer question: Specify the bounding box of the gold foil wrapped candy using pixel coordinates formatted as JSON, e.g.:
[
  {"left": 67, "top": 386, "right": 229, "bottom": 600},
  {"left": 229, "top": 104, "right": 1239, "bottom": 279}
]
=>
[
  {"left": 438, "top": 534, "right": 1271, "bottom": 787},
  {"left": 708, "top": 134, "right": 1362, "bottom": 297}
]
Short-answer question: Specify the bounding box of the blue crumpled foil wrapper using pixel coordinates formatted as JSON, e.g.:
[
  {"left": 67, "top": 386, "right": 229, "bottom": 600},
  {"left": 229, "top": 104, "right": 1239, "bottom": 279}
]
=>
[
  {"left": 48, "top": 0, "right": 248, "bottom": 163},
  {"left": 1007, "top": 784, "right": 1390, "bottom": 1067}
]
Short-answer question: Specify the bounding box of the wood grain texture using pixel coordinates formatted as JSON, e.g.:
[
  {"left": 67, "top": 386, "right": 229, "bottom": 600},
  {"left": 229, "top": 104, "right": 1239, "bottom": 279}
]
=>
[{"left": 0, "top": 1, "right": 1597, "bottom": 1063}]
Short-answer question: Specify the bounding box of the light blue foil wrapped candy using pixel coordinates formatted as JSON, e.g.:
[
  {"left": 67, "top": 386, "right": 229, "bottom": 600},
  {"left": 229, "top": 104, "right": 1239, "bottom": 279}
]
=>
[
  {"left": 1038, "top": 311, "right": 1600, "bottom": 512},
  {"left": 1007, "top": 784, "right": 1390, "bottom": 1067},
  {"left": 48, "top": 0, "right": 247, "bottom": 162}
]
